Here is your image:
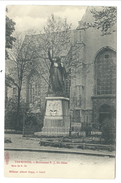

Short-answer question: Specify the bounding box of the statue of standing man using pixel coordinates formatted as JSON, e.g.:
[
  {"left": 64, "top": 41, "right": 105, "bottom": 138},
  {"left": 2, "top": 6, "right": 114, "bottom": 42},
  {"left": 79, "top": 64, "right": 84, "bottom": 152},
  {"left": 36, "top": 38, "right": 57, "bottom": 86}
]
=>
[{"left": 48, "top": 49, "right": 67, "bottom": 97}]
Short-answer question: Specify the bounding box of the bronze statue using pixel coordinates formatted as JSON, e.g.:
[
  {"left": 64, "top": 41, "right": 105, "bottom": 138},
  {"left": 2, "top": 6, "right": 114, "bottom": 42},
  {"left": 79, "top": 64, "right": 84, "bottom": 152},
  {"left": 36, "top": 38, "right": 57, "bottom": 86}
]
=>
[{"left": 48, "top": 50, "right": 67, "bottom": 96}]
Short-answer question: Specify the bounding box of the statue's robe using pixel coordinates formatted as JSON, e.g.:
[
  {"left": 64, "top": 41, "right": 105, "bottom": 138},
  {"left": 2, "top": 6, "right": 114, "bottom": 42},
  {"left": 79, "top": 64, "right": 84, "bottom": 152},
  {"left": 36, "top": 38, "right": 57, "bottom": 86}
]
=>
[{"left": 48, "top": 62, "right": 66, "bottom": 96}]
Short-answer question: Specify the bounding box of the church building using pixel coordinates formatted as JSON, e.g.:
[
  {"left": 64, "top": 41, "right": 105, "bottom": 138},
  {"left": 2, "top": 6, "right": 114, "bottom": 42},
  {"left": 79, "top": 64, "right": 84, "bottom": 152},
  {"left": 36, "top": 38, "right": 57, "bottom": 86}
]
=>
[{"left": 5, "top": 7, "right": 116, "bottom": 133}]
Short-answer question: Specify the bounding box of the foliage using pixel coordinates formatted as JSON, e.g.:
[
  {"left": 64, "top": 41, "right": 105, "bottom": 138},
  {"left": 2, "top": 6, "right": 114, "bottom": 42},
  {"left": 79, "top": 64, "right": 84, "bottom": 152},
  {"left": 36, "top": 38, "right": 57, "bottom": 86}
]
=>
[
  {"left": 24, "top": 112, "right": 43, "bottom": 132},
  {"left": 5, "top": 98, "right": 24, "bottom": 130},
  {"left": 82, "top": 7, "right": 117, "bottom": 35},
  {"left": 42, "top": 14, "right": 71, "bottom": 58},
  {"left": 7, "top": 15, "right": 72, "bottom": 91},
  {"left": 7, "top": 32, "right": 38, "bottom": 129},
  {"left": 5, "top": 98, "right": 17, "bottom": 112},
  {"left": 6, "top": 15, "right": 72, "bottom": 129},
  {"left": 5, "top": 98, "right": 42, "bottom": 132},
  {"left": 6, "top": 16, "right": 16, "bottom": 58},
  {"left": 5, "top": 74, "right": 18, "bottom": 88},
  {"left": 20, "top": 15, "right": 72, "bottom": 92}
]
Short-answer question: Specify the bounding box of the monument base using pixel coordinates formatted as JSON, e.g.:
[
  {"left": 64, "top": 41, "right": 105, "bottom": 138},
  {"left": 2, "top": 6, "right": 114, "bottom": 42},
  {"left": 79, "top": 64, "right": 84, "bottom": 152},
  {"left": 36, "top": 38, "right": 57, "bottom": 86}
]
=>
[{"left": 35, "top": 97, "right": 70, "bottom": 137}]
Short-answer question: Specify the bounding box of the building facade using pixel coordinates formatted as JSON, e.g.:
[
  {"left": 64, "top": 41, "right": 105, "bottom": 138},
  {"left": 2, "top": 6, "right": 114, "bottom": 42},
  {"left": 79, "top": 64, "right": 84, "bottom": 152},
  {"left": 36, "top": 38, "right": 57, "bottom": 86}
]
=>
[
  {"left": 6, "top": 7, "right": 116, "bottom": 132},
  {"left": 69, "top": 8, "right": 116, "bottom": 131}
]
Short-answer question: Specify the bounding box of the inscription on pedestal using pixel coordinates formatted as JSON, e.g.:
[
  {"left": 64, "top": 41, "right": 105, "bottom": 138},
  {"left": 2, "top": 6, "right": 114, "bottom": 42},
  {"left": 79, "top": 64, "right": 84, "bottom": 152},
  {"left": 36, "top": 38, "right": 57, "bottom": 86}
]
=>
[
  {"left": 38, "top": 97, "right": 70, "bottom": 136},
  {"left": 46, "top": 100, "right": 62, "bottom": 117}
]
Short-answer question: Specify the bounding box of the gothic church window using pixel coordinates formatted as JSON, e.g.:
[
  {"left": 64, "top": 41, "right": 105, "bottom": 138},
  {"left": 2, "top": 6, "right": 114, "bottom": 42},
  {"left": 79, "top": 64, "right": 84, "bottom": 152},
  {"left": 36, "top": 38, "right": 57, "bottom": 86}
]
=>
[
  {"left": 28, "top": 71, "right": 41, "bottom": 111},
  {"left": 95, "top": 48, "right": 116, "bottom": 95}
]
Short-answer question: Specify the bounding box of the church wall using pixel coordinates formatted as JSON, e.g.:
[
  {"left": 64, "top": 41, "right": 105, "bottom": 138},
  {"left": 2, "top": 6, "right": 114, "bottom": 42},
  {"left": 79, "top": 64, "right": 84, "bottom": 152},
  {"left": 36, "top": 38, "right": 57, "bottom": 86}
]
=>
[
  {"left": 69, "top": 24, "right": 116, "bottom": 124},
  {"left": 82, "top": 27, "right": 116, "bottom": 111},
  {"left": 69, "top": 44, "right": 85, "bottom": 109}
]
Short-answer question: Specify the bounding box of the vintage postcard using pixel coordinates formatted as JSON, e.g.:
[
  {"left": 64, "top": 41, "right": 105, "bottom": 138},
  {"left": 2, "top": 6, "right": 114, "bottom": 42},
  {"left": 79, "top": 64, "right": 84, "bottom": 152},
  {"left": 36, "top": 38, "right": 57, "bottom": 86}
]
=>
[{"left": 4, "top": 4, "right": 116, "bottom": 179}]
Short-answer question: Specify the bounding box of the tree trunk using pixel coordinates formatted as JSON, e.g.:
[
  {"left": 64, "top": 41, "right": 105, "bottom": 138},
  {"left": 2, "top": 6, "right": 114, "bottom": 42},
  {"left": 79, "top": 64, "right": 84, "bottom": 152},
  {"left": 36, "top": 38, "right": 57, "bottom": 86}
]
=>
[{"left": 16, "top": 87, "right": 21, "bottom": 131}]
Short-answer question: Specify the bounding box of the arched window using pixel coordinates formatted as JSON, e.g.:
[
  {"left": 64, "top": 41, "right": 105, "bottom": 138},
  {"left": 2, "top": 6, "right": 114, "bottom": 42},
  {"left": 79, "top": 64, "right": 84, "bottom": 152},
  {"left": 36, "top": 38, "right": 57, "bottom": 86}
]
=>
[
  {"left": 95, "top": 48, "right": 116, "bottom": 95},
  {"left": 28, "top": 71, "right": 41, "bottom": 111}
]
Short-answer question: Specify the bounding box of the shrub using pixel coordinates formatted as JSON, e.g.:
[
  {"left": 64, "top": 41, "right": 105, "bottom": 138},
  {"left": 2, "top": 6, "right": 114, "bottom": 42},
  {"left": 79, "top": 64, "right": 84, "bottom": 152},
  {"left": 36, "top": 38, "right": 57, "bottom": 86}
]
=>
[
  {"left": 24, "top": 112, "right": 43, "bottom": 132},
  {"left": 5, "top": 98, "right": 28, "bottom": 131}
]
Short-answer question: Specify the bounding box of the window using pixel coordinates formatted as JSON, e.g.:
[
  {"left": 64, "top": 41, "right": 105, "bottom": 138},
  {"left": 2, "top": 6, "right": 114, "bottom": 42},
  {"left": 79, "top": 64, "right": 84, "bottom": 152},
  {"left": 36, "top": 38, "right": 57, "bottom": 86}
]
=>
[
  {"left": 73, "top": 109, "right": 81, "bottom": 123},
  {"left": 95, "top": 48, "right": 116, "bottom": 95},
  {"left": 75, "top": 85, "right": 82, "bottom": 107},
  {"left": 28, "top": 72, "right": 41, "bottom": 108}
]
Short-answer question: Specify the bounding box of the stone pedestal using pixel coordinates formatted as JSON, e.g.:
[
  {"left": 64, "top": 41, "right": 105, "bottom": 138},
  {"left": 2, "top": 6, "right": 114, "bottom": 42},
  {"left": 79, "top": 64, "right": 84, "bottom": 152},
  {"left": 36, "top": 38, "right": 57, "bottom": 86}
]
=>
[{"left": 35, "top": 97, "right": 70, "bottom": 136}]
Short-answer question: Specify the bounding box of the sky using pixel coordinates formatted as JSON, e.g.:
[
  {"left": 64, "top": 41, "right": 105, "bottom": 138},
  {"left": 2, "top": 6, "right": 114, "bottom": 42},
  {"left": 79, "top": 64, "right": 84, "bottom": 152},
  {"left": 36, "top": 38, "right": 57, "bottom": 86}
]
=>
[{"left": 7, "top": 5, "right": 87, "bottom": 33}]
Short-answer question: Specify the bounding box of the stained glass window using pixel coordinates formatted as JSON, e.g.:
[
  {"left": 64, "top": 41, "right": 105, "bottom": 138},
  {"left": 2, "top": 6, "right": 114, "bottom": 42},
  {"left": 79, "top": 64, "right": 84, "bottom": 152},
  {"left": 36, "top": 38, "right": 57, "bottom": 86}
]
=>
[
  {"left": 95, "top": 48, "right": 116, "bottom": 95},
  {"left": 28, "top": 73, "right": 41, "bottom": 107}
]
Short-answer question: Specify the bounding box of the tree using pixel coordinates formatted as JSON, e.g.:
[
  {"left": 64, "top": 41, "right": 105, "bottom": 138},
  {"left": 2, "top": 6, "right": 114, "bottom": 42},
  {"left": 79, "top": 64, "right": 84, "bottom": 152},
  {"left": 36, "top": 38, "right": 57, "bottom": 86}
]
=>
[
  {"left": 18, "top": 15, "right": 72, "bottom": 86},
  {"left": 91, "top": 7, "right": 116, "bottom": 35},
  {"left": 7, "top": 32, "right": 39, "bottom": 130},
  {"left": 5, "top": 10, "right": 16, "bottom": 111},
  {"left": 42, "top": 14, "right": 71, "bottom": 59},
  {"left": 29, "top": 14, "right": 72, "bottom": 95},
  {"left": 41, "top": 14, "right": 72, "bottom": 97},
  {"left": 7, "top": 15, "right": 72, "bottom": 130},
  {"left": 80, "top": 7, "right": 117, "bottom": 35},
  {"left": 6, "top": 13, "right": 16, "bottom": 59}
]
